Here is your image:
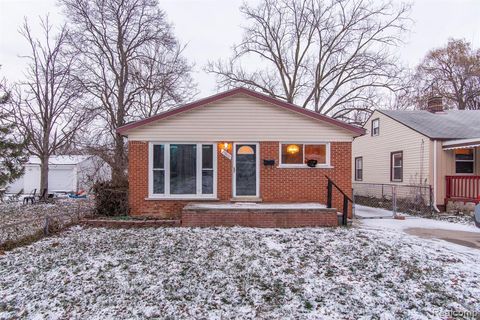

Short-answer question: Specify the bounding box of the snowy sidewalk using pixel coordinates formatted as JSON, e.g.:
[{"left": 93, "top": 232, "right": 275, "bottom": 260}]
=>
[
  {"left": 354, "top": 205, "right": 393, "bottom": 218},
  {"left": 355, "top": 205, "right": 480, "bottom": 252}
]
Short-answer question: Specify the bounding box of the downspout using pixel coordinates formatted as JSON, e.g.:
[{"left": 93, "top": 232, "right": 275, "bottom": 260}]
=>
[{"left": 432, "top": 140, "right": 441, "bottom": 212}]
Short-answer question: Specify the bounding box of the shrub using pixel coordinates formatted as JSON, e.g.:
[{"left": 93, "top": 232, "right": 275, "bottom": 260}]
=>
[{"left": 92, "top": 181, "right": 129, "bottom": 216}]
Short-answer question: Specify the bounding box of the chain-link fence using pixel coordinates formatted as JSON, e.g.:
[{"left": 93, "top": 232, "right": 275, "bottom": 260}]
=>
[
  {"left": 353, "top": 183, "right": 433, "bottom": 217},
  {"left": 0, "top": 199, "right": 94, "bottom": 250}
]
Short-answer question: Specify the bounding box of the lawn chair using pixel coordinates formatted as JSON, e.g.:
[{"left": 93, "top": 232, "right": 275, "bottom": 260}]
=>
[
  {"left": 6, "top": 189, "right": 23, "bottom": 204},
  {"left": 0, "top": 188, "right": 6, "bottom": 203},
  {"left": 23, "top": 188, "right": 37, "bottom": 205}
]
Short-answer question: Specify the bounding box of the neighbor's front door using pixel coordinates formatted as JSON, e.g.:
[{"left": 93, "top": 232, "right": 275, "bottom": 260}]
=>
[{"left": 233, "top": 143, "right": 259, "bottom": 197}]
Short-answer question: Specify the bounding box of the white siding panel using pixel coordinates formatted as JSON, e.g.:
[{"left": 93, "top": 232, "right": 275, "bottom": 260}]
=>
[
  {"left": 127, "top": 94, "right": 354, "bottom": 142},
  {"left": 352, "top": 110, "right": 430, "bottom": 185}
]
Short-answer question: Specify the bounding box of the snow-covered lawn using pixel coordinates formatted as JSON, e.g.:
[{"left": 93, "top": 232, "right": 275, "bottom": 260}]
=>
[
  {"left": 1, "top": 226, "right": 479, "bottom": 319},
  {"left": 0, "top": 199, "right": 93, "bottom": 226},
  {"left": 0, "top": 199, "right": 93, "bottom": 247}
]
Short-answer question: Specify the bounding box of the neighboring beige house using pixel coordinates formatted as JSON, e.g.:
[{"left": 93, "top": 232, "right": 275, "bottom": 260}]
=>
[{"left": 353, "top": 98, "right": 480, "bottom": 210}]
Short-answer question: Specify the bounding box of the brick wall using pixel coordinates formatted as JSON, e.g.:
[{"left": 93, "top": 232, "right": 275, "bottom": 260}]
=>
[
  {"left": 182, "top": 209, "right": 339, "bottom": 228},
  {"left": 128, "top": 141, "right": 352, "bottom": 219},
  {"left": 260, "top": 142, "right": 352, "bottom": 216}
]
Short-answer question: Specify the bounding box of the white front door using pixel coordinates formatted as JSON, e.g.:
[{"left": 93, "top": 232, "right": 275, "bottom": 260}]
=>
[{"left": 233, "top": 143, "right": 259, "bottom": 197}]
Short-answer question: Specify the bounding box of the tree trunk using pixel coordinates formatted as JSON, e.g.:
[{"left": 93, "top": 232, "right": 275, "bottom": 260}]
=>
[
  {"left": 111, "top": 132, "right": 127, "bottom": 186},
  {"left": 40, "top": 154, "right": 49, "bottom": 193}
]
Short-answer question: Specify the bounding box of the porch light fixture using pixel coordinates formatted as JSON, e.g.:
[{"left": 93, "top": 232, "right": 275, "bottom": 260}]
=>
[
  {"left": 286, "top": 144, "right": 300, "bottom": 154},
  {"left": 220, "top": 142, "right": 231, "bottom": 152}
]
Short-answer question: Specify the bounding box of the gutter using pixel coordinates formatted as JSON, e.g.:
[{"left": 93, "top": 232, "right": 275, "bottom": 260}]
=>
[{"left": 432, "top": 140, "right": 441, "bottom": 213}]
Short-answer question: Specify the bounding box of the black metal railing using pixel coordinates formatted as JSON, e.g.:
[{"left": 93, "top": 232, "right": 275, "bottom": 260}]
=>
[{"left": 326, "top": 175, "right": 352, "bottom": 226}]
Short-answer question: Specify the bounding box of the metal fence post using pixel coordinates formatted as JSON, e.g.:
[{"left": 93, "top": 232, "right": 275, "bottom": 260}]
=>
[
  {"left": 343, "top": 195, "right": 348, "bottom": 225},
  {"left": 44, "top": 216, "right": 49, "bottom": 236},
  {"left": 429, "top": 185, "right": 434, "bottom": 213},
  {"left": 392, "top": 185, "right": 397, "bottom": 217},
  {"left": 352, "top": 188, "right": 356, "bottom": 219}
]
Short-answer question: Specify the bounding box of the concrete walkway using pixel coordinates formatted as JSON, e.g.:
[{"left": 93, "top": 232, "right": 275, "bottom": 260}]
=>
[{"left": 354, "top": 205, "right": 393, "bottom": 219}]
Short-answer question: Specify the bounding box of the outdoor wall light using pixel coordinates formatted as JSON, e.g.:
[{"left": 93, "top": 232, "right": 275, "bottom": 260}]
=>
[{"left": 220, "top": 142, "right": 231, "bottom": 152}]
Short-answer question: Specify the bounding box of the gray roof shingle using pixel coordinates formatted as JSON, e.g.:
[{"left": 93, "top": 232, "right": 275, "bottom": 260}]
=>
[{"left": 379, "top": 110, "right": 480, "bottom": 140}]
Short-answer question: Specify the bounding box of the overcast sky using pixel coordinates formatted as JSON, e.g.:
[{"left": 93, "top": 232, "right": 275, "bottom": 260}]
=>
[{"left": 1, "top": 0, "right": 479, "bottom": 96}]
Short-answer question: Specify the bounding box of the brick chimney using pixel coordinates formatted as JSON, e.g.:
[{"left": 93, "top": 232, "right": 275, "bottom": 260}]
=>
[{"left": 427, "top": 96, "right": 444, "bottom": 113}]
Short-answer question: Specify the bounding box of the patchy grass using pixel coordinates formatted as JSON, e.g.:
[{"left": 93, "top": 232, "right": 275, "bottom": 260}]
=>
[
  {"left": 0, "top": 199, "right": 94, "bottom": 249},
  {"left": 0, "top": 226, "right": 479, "bottom": 319}
]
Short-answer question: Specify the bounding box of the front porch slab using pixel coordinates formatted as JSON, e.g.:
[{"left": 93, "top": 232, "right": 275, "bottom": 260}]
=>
[{"left": 181, "top": 202, "right": 338, "bottom": 228}]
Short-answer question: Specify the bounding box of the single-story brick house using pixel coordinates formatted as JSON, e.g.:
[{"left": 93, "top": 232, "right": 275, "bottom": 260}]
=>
[{"left": 117, "top": 87, "right": 364, "bottom": 227}]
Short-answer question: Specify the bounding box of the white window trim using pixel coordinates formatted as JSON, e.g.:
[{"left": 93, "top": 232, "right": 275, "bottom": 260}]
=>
[
  {"left": 278, "top": 142, "right": 332, "bottom": 168},
  {"left": 147, "top": 142, "right": 217, "bottom": 199},
  {"left": 391, "top": 152, "right": 403, "bottom": 182},
  {"left": 355, "top": 157, "right": 363, "bottom": 181},
  {"left": 372, "top": 119, "right": 380, "bottom": 136},
  {"left": 454, "top": 148, "right": 476, "bottom": 175}
]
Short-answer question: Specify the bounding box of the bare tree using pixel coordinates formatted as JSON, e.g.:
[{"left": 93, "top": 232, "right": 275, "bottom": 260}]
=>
[
  {"left": 207, "top": 0, "right": 411, "bottom": 119},
  {"left": 10, "top": 17, "right": 86, "bottom": 192},
  {"left": 132, "top": 42, "right": 197, "bottom": 118},
  {"left": 60, "top": 0, "right": 197, "bottom": 184},
  {"left": 412, "top": 39, "right": 480, "bottom": 110}
]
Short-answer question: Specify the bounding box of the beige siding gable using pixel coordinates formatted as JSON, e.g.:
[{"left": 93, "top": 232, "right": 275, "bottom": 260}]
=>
[
  {"left": 352, "top": 110, "right": 431, "bottom": 185},
  {"left": 127, "top": 94, "right": 354, "bottom": 142}
]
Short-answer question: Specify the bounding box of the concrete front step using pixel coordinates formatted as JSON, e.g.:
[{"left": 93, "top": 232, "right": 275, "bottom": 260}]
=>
[{"left": 182, "top": 202, "right": 339, "bottom": 228}]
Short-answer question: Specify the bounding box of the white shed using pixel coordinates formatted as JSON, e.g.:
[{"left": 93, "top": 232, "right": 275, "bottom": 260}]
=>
[{"left": 6, "top": 155, "right": 110, "bottom": 194}]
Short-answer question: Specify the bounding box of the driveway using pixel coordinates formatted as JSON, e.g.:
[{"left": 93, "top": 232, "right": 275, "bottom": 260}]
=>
[
  {"left": 355, "top": 205, "right": 480, "bottom": 251},
  {"left": 405, "top": 228, "right": 480, "bottom": 249}
]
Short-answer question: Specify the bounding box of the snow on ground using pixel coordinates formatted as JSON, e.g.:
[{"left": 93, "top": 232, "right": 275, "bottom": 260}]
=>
[
  {"left": 0, "top": 199, "right": 94, "bottom": 247},
  {"left": 356, "top": 204, "right": 480, "bottom": 253},
  {"left": 354, "top": 205, "right": 394, "bottom": 218},
  {"left": 356, "top": 205, "right": 479, "bottom": 233},
  {"left": 1, "top": 226, "right": 479, "bottom": 319},
  {"left": 355, "top": 204, "right": 476, "bottom": 226},
  {"left": 0, "top": 199, "right": 93, "bottom": 227}
]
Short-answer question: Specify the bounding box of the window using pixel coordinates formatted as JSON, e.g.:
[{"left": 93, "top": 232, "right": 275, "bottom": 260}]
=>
[
  {"left": 391, "top": 151, "right": 403, "bottom": 182},
  {"left": 150, "top": 143, "right": 216, "bottom": 197},
  {"left": 202, "top": 145, "right": 214, "bottom": 194},
  {"left": 152, "top": 145, "right": 165, "bottom": 194},
  {"left": 170, "top": 144, "right": 197, "bottom": 194},
  {"left": 355, "top": 157, "right": 363, "bottom": 181},
  {"left": 280, "top": 143, "right": 329, "bottom": 167},
  {"left": 455, "top": 148, "right": 475, "bottom": 174},
  {"left": 371, "top": 118, "right": 380, "bottom": 136}
]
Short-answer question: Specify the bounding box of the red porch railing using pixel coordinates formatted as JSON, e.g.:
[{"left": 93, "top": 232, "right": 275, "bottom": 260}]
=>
[{"left": 445, "top": 176, "right": 480, "bottom": 203}]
